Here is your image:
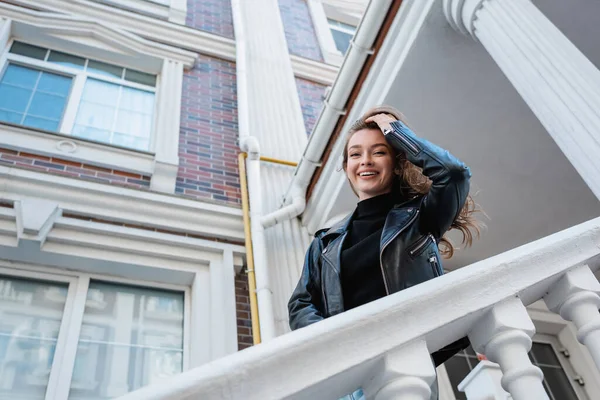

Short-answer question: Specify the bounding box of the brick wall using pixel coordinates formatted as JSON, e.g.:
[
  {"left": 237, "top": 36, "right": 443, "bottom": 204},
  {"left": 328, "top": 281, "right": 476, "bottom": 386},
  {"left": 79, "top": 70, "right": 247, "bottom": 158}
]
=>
[
  {"left": 186, "top": 0, "right": 235, "bottom": 39},
  {"left": 0, "top": 148, "right": 151, "bottom": 189},
  {"left": 177, "top": 55, "right": 241, "bottom": 206},
  {"left": 279, "top": 0, "right": 323, "bottom": 61},
  {"left": 235, "top": 270, "right": 254, "bottom": 350},
  {"left": 295, "top": 77, "right": 327, "bottom": 135}
]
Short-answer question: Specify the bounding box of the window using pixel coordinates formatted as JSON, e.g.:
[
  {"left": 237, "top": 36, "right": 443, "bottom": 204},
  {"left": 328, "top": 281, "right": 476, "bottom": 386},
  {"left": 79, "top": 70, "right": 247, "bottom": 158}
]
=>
[
  {"left": 328, "top": 19, "right": 356, "bottom": 55},
  {"left": 0, "top": 270, "right": 186, "bottom": 400},
  {"left": 69, "top": 282, "right": 184, "bottom": 399},
  {"left": 0, "top": 276, "right": 68, "bottom": 399},
  {"left": 0, "top": 42, "right": 157, "bottom": 151},
  {"left": 445, "top": 343, "right": 582, "bottom": 400}
]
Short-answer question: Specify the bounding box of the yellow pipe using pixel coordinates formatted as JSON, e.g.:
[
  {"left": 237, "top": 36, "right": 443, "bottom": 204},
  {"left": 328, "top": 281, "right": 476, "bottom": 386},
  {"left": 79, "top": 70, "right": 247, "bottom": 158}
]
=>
[
  {"left": 259, "top": 156, "right": 298, "bottom": 167},
  {"left": 238, "top": 152, "right": 261, "bottom": 345},
  {"left": 238, "top": 152, "right": 298, "bottom": 345}
]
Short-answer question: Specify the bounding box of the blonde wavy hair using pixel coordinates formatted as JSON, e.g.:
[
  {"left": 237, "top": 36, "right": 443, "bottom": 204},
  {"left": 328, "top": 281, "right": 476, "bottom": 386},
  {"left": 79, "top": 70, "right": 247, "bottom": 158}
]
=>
[{"left": 342, "top": 105, "right": 483, "bottom": 258}]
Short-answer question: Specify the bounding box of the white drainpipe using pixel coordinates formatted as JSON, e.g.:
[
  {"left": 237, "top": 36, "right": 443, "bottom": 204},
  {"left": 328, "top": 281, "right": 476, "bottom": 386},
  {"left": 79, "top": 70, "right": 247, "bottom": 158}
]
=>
[
  {"left": 240, "top": 136, "right": 277, "bottom": 341},
  {"left": 261, "top": 0, "right": 394, "bottom": 229}
]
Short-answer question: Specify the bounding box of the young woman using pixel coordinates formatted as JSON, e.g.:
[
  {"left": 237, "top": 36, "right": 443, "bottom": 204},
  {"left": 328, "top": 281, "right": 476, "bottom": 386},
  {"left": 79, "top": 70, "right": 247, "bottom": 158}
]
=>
[{"left": 288, "top": 105, "right": 480, "bottom": 399}]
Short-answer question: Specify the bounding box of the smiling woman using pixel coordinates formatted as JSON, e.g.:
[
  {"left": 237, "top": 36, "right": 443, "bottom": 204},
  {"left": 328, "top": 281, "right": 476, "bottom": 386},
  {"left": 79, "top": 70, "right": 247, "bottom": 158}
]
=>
[{"left": 288, "top": 105, "right": 482, "bottom": 400}]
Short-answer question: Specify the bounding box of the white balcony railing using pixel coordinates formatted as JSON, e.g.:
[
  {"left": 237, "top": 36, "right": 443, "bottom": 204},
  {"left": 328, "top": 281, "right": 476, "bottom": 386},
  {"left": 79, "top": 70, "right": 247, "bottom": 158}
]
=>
[{"left": 118, "top": 217, "right": 600, "bottom": 400}]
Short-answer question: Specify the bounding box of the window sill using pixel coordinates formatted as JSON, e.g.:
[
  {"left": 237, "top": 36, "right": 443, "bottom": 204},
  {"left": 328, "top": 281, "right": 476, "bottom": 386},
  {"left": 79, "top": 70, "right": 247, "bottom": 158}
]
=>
[{"left": 0, "top": 122, "right": 156, "bottom": 175}]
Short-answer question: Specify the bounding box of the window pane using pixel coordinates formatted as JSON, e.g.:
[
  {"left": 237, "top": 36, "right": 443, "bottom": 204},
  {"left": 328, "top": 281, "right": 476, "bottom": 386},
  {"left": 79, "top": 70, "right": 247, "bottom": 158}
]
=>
[
  {"left": 73, "top": 79, "right": 154, "bottom": 150},
  {"left": 531, "top": 343, "right": 561, "bottom": 366},
  {"left": 124, "top": 69, "right": 156, "bottom": 86},
  {"left": 540, "top": 366, "right": 579, "bottom": 400},
  {"left": 87, "top": 60, "right": 123, "bottom": 79},
  {"left": 37, "top": 73, "right": 72, "bottom": 96},
  {"left": 0, "top": 276, "right": 68, "bottom": 399},
  {"left": 2, "top": 64, "right": 40, "bottom": 88},
  {"left": 0, "top": 83, "right": 31, "bottom": 112},
  {"left": 330, "top": 29, "right": 353, "bottom": 54},
  {"left": 0, "top": 110, "right": 23, "bottom": 124},
  {"left": 9, "top": 42, "right": 47, "bottom": 60},
  {"left": 48, "top": 51, "right": 86, "bottom": 70},
  {"left": 68, "top": 282, "right": 184, "bottom": 400},
  {"left": 0, "top": 65, "right": 70, "bottom": 131},
  {"left": 29, "top": 92, "right": 68, "bottom": 119}
]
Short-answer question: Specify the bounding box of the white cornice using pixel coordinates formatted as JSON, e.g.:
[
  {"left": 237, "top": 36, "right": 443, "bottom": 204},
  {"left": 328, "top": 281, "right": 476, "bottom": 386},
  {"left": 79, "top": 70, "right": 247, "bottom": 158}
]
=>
[
  {"left": 6, "top": 0, "right": 339, "bottom": 83},
  {"left": 0, "top": 2, "right": 197, "bottom": 66},
  {"left": 290, "top": 55, "right": 338, "bottom": 85},
  {"left": 0, "top": 165, "right": 245, "bottom": 243}
]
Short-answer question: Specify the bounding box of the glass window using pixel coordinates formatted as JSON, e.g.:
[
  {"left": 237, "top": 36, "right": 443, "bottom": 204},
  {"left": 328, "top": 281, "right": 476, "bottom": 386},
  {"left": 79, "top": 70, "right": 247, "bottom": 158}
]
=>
[
  {"left": 1, "top": 42, "right": 157, "bottom": 151},
  {"left": 529, "top": 343, "right": 579, "bottom": 400},
  {"left": 0, "top": 276, "right": 68, "bottom": 399},
  {"left": 73, "top": 79, "right": 154, "bottom": 151},
  {"left": 328, "top": 19, "right": 356, "bottom": 54},
  {"left": 9, "top": 42, "right": 48, "bottom": 60},
  {"left": 68, "top": 281, "right": 184, "bottom": 399},
  {"left": 0, "top": 64, "right": 72, "bottom": 131}
]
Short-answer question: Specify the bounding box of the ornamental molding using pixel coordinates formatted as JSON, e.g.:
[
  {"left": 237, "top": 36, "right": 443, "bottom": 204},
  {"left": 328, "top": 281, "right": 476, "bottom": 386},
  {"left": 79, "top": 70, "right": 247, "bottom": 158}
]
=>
[
  {"left": 290, "top": 54, "right": 338, "bottom": 85},
  {"left": 0, "top": 2, "right": 197, "bottom": 67},
  {"left": 5, "top": 0, "right": 339, "bottom": 84},
  {"left": 0, "top": 165, "right": 246, "bottom": 243}
]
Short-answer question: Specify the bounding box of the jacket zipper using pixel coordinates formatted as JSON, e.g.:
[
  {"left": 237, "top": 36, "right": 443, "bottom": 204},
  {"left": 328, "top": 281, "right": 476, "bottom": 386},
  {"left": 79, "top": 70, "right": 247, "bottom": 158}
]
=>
[
  {"left": 379, "top": 209, "right": 420, "bottom": 295},
  {"left": 429, "top": 254, "right": 440, "bottom": 277},
  {"left": 408, "top": 234, "right": 434, "bottom": 257},
  {"left": 391, "top": 126, "right": 420, "bottom": 155}
]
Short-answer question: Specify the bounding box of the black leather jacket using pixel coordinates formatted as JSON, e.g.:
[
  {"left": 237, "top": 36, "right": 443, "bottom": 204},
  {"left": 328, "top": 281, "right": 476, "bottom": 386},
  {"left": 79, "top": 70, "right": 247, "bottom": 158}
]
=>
[{"left": 288, "top": 121, "right": 472, "bottom": 362}]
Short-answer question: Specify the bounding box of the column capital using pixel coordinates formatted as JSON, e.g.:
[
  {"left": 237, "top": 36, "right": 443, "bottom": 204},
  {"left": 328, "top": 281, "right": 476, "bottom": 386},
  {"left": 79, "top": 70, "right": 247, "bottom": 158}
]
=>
[{"left": 443, "top": 0, "right": 485, "bottom": 37}]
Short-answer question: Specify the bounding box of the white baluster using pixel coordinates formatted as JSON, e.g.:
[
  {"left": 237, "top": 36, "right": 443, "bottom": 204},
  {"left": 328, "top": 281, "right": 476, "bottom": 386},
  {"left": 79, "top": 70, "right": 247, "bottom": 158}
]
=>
[
  {"left": 545, "top": 265, "right": 600, "bottom": 370},
  {"left": 362, "top": 340, "right": 436, "bottom": 400},
  {"left": 469, "top": 297, "right": 548, "bottom": 400}
]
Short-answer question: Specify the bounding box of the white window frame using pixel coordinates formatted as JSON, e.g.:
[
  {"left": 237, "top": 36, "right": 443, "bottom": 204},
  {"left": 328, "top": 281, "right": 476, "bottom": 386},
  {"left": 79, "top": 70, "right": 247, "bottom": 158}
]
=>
[
  {"left": 0, "top": 17, "right": 196, "bottom": 193},
  {"left": 307, "top": 0, "right": 360, "bottom": 66},
  {"left": 0, "top": 261, "right": 191, "bottom": 400},
  {"left": 91, "top": 0, "right": 187, "bottom": 25}
]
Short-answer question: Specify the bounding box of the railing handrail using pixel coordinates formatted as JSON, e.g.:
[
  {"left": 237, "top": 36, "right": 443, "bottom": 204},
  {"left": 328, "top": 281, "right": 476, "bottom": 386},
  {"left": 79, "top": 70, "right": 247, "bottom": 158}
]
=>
[{"left": 118, "top": 217, "right": 600, "bottom": 400}]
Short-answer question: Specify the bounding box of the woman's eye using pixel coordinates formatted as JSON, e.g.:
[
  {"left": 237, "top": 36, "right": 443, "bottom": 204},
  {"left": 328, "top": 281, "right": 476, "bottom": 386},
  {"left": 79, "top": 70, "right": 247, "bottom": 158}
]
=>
[
  {"left": 350, "top": 153, "right": 360, "bottom": 157},
  {"left": 374, "top": 151, "right": 386, "bottom": 155}
]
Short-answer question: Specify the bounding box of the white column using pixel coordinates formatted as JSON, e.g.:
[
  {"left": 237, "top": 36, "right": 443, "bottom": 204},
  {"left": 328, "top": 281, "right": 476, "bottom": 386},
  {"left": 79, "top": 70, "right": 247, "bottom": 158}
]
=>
[
  {"left": 231, "top": 0, "right": 307, "bottom": 161},
  {"left": 468, "top": 297, "right": 548, "bottom": 400},
  {"left": 151, "top": 59, "right": 183, "bottom": 194},
  {"left": 209, "top": 252, "right": 239, "bottom": 358},
  {"left": 444, "top": 0, "right": 600, "bottom": 200},
  {"left": 545, "top": 265, "right": 600, "bottom": 371},
  {"left": 363, "top": 340, "right": 436, "bottom": 400}
]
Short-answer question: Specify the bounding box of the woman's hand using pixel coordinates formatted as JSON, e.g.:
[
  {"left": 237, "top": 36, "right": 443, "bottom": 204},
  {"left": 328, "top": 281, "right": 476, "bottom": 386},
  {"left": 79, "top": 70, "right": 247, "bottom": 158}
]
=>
[{"left": 365, "top": 113, "right": 397, "bottom": 133}]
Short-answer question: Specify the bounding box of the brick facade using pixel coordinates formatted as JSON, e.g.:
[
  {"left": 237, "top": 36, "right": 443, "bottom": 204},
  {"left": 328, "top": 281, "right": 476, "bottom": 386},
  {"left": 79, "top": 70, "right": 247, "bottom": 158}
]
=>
[
  {"left": 177, "top": 55, "right": 241, "bottom": 206},
  {"left": 279, "top": 0, "right": 323, "bottom": 62},
  {"left": 186, "top": 0, "right": 235, "bottom": 39},
  {"left": 235, "top": 270, "right": 254, "bottom": 350},
  {"left": 0, "top": 148, "right": 151, "bottom": 189},
  {"left": 296, "top": 77, "right": 327, "bottom": 135}
]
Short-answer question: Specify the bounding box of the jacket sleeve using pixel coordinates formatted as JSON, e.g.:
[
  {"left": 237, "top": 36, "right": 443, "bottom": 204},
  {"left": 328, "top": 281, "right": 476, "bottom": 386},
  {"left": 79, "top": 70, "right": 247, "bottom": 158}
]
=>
[
  {"left": 386, "top": 120, "right": 471, "bottom": 238},
  {"left": 288, "top": 234, "right": 326, "bottom": 330}
]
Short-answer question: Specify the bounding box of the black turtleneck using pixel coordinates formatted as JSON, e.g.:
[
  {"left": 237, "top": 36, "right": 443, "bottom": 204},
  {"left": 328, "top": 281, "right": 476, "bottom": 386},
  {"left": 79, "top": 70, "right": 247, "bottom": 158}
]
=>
[{"left": 340, "top": 191, "right": 397, "bottom": 311}]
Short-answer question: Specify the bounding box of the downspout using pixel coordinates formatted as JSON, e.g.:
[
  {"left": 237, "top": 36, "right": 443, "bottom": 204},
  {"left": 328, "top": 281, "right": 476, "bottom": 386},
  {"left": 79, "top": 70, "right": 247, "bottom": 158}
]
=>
[
  {"left": 239, "top": 137, "right": 277, "bottom": 342},
  {"left": 239, "top": 151, "right": 297, "bottom": 345},
  {"left": 261, "top": 0, "right": 394, "bottom": 228}
]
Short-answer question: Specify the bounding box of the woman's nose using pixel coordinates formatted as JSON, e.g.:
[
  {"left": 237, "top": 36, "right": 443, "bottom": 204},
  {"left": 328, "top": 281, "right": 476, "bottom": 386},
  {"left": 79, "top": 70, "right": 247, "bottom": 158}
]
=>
[{"left": 361, "top": 155, "right": 373, "bottom": 165}]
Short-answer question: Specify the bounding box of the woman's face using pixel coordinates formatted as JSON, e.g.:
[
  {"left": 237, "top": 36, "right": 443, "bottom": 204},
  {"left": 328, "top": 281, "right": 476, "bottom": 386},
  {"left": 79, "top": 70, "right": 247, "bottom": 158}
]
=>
[{"left": 345, "top": 128, "right": 396, "bottom": 201}]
